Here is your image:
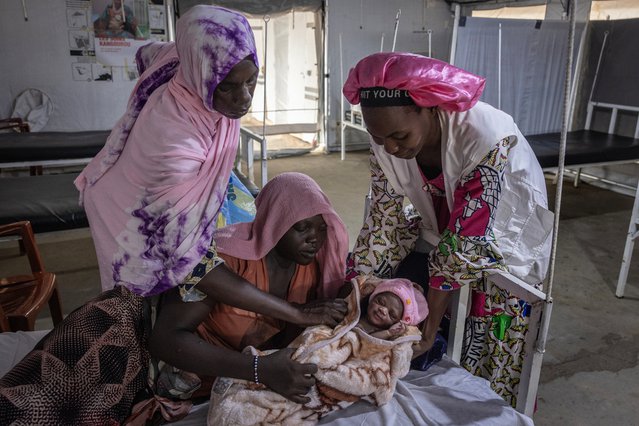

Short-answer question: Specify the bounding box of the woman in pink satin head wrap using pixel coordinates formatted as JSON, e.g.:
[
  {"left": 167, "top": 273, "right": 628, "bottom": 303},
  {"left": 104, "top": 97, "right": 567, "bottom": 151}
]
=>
[{"left": 343, "top": 52, "right": 552, "bottom": 408}]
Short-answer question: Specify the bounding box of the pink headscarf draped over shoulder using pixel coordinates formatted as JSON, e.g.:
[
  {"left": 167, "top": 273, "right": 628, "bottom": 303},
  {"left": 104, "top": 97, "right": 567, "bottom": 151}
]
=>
[
  {"left": 75, "top": 6, "right": 258, "bottom": 296},
  {"left": 214, "top": 173, "right": 349, "bottom": 299},
  {"left": 343, "top": 52, "right": 485, "bottom": 112}
]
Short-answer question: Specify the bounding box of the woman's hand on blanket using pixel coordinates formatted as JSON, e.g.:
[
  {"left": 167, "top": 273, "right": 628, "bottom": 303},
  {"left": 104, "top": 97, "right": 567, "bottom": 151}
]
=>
[
  {"left": 292, "top": 299, "right": 348, "bottom": 327},
  {"left": 261, "top": 348, "right": 317, "bottom": 404}
]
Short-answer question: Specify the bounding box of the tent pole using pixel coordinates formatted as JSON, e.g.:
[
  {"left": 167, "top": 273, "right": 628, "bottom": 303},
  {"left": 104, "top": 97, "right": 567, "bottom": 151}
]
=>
[
  {"left": 498, "top": 23, "right": 502, "bottom": 110},
  {"left": 391, "top": 9, "right": 401, "bottom": 52},
  {"left": 588, "top": 30, "right": 609, "bottom": 104},
  {"left": 523, "top": 0, "right": 578, "bottom": 417},
  {"left": 547, "top": 0, "right": 576, "bottom": 309},
  {"left": 339, "top": 33, "right": 345, "bottom": 161},
  {"left": 449, "top": 3, "right": 460, "bottom": 65},
  {"left": 321, "top": 0, "right": 329, "bottom": 153},
  {"left": 165, "top": 0, "right": 176, "bottom": 41},
  {"left": 317, "top": 0, "right": 328, "bottom": 153},
  {"left": 261, "top": 15, "right": 270, "bottom": 187}
]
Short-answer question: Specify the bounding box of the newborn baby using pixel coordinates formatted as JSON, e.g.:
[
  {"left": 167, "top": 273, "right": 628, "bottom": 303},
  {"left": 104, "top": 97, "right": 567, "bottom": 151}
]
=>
[
  {"left": 356, "top": 278, "right": 429, "bottom": 340},
  {"left": 207, "top": 276, "right": 428, "bottom": 425}
]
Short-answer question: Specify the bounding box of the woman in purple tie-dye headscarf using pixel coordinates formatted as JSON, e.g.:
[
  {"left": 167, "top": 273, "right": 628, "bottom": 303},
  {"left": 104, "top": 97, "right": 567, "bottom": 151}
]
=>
[
  {"left": 77, "top": 5, "right": 259, "bottom": 297},
  {"left": 0, "top": 6, "right": 346, "bottom": 425},
  {"left": 77, "top": 4, "right": 343, "bottom": 323}
]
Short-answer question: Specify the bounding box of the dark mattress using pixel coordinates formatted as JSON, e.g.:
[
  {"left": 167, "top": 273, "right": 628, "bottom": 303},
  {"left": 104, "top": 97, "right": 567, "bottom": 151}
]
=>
[
  {"left": 0, "top": 173, "right": 87, "bottom": 233},
  {"left": 0, "top": 130, "right": 110, "bottom": 163},
  {"left": 527, "top": 130, "right": 639, "bottom": 169}
]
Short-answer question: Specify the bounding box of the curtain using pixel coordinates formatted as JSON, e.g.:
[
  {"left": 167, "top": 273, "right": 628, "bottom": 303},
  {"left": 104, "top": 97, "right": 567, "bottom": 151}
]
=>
[
  {"left": 178, "top": 0, "right": 322, "bottom": 17},
  {"left": 454, "top": 17, "right": 584, "bottom": 135}
]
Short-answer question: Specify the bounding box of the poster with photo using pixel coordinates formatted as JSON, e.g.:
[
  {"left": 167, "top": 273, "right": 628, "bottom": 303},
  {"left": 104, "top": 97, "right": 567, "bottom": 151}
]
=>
[
  {"left": 93, "top": 0, "right": 150, "bottom": 67},
  {"left": 92, "top": 0, "right": 149, "bottom": 39}
]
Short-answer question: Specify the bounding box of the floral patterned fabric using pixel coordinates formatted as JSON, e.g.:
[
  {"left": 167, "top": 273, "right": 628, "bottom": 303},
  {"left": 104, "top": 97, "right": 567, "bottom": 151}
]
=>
[
  {"left": 347, "top": 153, "right": 421, "bottom": 280},
  {"left": 350, "top": 139, "right": 535, "bottom": 407},
  {"left": 428, "top": 138, "right": 512, "bottom": 291}
]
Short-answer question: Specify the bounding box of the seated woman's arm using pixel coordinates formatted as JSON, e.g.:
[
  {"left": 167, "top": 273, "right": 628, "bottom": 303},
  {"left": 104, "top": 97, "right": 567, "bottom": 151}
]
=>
[
  {"left": 196, "top": 264, "right": 347, "bottom": 328},
  {"left": 149, "top": 286, "right": 318, "bottom": 404}
]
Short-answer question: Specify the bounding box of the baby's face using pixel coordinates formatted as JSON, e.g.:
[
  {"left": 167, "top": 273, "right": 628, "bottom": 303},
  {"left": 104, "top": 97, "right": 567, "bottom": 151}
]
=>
[{"left": 367, "top": 292, "right": 403, "bottom": 328}]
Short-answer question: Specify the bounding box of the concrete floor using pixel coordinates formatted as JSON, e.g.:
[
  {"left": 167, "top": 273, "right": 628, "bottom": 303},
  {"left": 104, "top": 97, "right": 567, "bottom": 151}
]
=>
[{"left": 1, "top": 150, "right": 638, "bottom": 425}]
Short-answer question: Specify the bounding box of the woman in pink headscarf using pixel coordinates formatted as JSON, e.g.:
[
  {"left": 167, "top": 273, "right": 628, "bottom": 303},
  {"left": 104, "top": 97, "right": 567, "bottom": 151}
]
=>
[
  {"left": 77, "top": 5, "right": 259, "bottom": 297},
  {"left": 0, "top": 8, "right": 346, "bottom": 425},
  {"left": 76, "top": 5, "right": 344, "bottom": 329},
  {"left": 343, "top": 52, "right": 553, "bottom": 407},
  {"left": 150, "top": 172, "right": 349, "bottom": 404}
]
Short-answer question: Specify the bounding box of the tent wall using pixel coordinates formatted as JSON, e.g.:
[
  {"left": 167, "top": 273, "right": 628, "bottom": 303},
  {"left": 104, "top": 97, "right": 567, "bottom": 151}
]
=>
[
  {"left": 544, "top": 0, "right": 592, "bottom": 21},
  {"left": 325, "top": 0, "right": 455, "bottom": 151},
  {"left": 570, "top": 18, "right": 639, "bottom": 194},
  {"left": 584, "top": 18, "right": 639, "bottom": 130},
  {"left": 179, "top": 0, "right": 321, "bottom": 16},
  {"left": 454, "top": 17, "right": 585, "bottom": 135},
  {"left": 0, "top": 0, "right": 138, "bottom": 131},
  {"left": 246, "top": 11, "right": 320, "bottom": 143}
]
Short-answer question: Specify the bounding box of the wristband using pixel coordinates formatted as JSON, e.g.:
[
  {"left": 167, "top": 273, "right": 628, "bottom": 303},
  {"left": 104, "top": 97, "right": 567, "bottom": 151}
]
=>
[{"left": 253, "top": 355, "right": 260, "bottom": 384}]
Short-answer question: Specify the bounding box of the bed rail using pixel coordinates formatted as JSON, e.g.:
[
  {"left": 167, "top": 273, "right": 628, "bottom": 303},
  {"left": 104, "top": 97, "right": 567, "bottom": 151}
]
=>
[
  {"left": 585, "top": 101, "right": 639, "bottom": 138},
  {"left": 446, "top": 270, "right": 550, "bottom": 416},
  {"left": 237, "top": 127, "right": 267, "bottom": 188}
]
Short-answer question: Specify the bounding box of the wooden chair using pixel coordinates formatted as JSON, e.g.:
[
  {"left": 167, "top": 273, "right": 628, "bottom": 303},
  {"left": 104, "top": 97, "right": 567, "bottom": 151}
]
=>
[{"left": 0, "top": 221, "right": 63, "bottom": 332}]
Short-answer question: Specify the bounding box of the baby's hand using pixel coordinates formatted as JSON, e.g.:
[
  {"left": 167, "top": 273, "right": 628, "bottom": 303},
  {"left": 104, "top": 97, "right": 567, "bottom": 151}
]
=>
[
  {"left": 388, "top": 321, "right": 407, "bottom": 337},
  {"left": 359, "top": 281, "right": 377, "bottom": 297}
]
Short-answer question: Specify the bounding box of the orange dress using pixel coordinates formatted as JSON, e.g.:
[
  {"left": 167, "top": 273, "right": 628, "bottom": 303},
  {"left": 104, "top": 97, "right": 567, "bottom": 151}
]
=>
[{"left": 196, "top": 253, "right": 320, "bottom": 351}]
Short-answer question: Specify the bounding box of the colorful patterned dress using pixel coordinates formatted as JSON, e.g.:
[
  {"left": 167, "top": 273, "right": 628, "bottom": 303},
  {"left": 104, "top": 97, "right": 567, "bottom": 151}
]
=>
[{"left": 350, "top": 139, "right": 536, "bottom": 407}]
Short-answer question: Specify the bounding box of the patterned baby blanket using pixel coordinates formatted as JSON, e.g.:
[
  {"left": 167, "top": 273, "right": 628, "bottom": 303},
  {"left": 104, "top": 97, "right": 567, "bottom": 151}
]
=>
[{"left": 207, "top": 276, "right": 422, "bottom": 425}]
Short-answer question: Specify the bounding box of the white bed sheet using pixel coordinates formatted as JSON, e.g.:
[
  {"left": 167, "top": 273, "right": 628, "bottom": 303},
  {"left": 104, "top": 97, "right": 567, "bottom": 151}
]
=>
[
  {"left": 0, "top": 331, "right": 533, "bottom": 425},
  {"left": 174, "top": 356, "right": 533, "bottom": 426},
  {"left": 0, "top": 330, "right": 49, "bottom": 378}
]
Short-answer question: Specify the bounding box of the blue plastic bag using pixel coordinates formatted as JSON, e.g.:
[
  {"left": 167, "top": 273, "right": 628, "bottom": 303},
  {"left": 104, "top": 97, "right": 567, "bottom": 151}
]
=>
[{"left": 216, "top": 171, "right": 256, "bottom": 228}]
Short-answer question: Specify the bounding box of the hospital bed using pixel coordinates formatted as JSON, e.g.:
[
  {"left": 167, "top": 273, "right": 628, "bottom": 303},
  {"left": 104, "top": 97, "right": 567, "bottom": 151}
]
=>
[
  {"left": 0, "top": 173, "right": 87, "bottom": 233},
  {"left": 0, "top": 130, "right": 110, "bottom": 171},
  {"left": 0, "top": 130, "right": 109, "bottom": 232},
  {"left": 528, "top": 102, "right": 639, "bottom": 187},
  {"left": 527, "top": 101, "right": 639, "bottom": 298},
  {"left": 0, "top": 329, "right": 532, "bottom": 425},
  {"left": 0, "top": 128, "right": 263, "bottom": 232}
]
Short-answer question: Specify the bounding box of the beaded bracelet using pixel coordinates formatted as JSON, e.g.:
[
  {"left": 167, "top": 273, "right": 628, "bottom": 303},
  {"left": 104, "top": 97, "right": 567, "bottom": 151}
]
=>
[{"left": 253, "top": 355, "right": 260, "bottom": 384}]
